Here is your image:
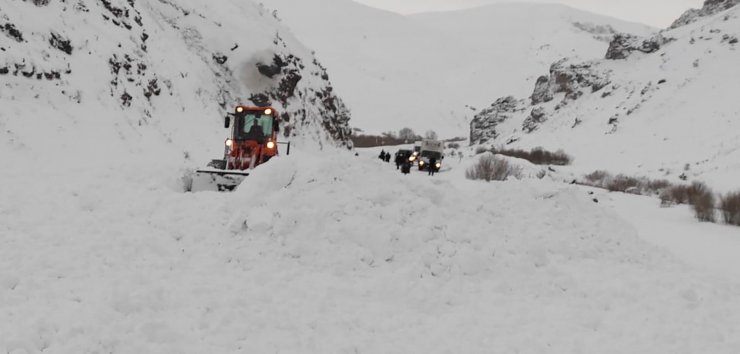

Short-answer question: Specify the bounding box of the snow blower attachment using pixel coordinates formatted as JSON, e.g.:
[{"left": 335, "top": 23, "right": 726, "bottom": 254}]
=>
[{"left": 189, "top": 106, "right": 290, "bottom": 192}]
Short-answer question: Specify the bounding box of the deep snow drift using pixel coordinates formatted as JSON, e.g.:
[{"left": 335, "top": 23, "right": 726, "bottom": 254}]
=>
[{"left": 2, "top": 149, "right": 740, "bottom": 353}]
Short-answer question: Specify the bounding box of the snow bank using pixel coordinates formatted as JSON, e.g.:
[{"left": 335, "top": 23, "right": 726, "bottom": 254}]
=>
[{"left": 4, "top": 151, "right": 740, "bottom": 353}]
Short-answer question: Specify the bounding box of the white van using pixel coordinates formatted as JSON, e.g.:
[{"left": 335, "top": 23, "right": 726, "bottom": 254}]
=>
[{"left": 417, "top": 139, "right": 444, "bottom": 171}]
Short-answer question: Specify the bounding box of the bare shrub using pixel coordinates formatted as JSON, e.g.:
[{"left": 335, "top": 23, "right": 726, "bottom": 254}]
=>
[
  {"left": 667, "top": 185, "right": 691, "bottom": 204},
  {"left": 492, "top": 146, "right": 572, "bottom": 166},
  {"left": 659, "top": 190, "right": 674, "bottom": 206},
  {"left": 687, "top": 181, "right": 712, "bottom": 204},
  {"left": 647, "top": 179, "right": 672, "bottom": 193},
  {"left": 719, "top": 191, "right": 740, "bottom": 226},
  {"left": 466, "top": 155, "right": 521, "bottom": 182},
  {"left": 606, "top": 174, "right": 641, "bottom": 192},
  {"left": 584, "top": 170, "right": 611, "bottom": 185},
  {"left": 691, "top": 187, "right": 716, "bottom": 222}
]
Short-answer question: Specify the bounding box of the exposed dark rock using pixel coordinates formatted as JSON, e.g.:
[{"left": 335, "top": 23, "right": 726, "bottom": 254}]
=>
[
  {"left": 143, "top": 79, "right": 161, "bottom": 100},
  {"left": 605, "top": 33, "right": 665, "bottom": 60},
  {"left": 100, "top": 0, "right": 126, "bottom": 18},
  {"left": 256, "top": 54, "right": 289, "bottom": 78},
  {"left": 469, "top": 96, "right": 522, "bottom": 144},
  {"left": 121, "top": 91, "right": 132, "bottom": 107},
  {"left": 531, "top": 75, "right": 553, "bottom": 105},
  {"left": 532, "top": 60, "right": 610, "bottom": 103},
  {"left": 249, "top": 93, "right": 271, "bottom": 107},
  {"left": 276, "top": 69, "right": 302, "bottom": 102},
  {"left": 49, "top": 32, "right": 73, "bottom": 55},
  {"left": 2, "top": 23, "right": 24, "bottom": 42},
  {"left": 670, "top": 0, "right": 740, "bottom": 29},
  {"left": 212, "top": 53, "right": 227, "bottom": 65},
  {"left": 74, "top": 1, "right": 90, "bottom": 12},
  {"left": 722, "top": 34, "right": 739, "bottom": 44},
  {"left": 43, "top": 71, "right": 61, "bottom": 80},
  {"left": 21, "top": 65, "right": 35, "bottom": 78},
  {"left": 0, "top": 67, "right": 8, "bottom": 75},
  {"left": 522, "top": 107, "right": 547, "bottom": 133},
  {"left": 251, "top": 50, "right": 351, "bottom": 145}
]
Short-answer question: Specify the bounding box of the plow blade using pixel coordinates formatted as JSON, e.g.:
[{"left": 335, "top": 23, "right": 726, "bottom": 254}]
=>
[{"left": 187, "top": 169, "right": 249, "bottom": 192}]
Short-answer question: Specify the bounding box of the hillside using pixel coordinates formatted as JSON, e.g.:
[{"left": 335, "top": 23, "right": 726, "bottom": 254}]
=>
[
  {"left": 470, "top": 0, "right": 740, "bottom": 190},
  {"left": 260, "top": 0, "right": 654, "bottom": 137},
  {"left": 0, "top": 0, "right": 351, "bottom": 177}
]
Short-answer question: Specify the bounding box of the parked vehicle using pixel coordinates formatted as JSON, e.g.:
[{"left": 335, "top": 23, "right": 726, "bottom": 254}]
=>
[{"left": 417, "top": 139, "right": 444, "bottom": 172}]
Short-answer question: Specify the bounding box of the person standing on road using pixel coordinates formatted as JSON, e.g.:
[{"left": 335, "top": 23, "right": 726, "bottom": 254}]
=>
[
  {"left": 401, "top": 160, "right": 411, "bottom": 175},
  {"left": 428, "top": 157, "right": 437, "bottom": 176}
]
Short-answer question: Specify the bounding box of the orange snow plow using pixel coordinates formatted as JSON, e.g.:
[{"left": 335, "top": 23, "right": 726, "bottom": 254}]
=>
[{"left": 187, "top": 105, "right": 289, "bottom": 192}]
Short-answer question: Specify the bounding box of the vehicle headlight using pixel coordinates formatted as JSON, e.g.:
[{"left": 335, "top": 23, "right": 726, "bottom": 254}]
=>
[
  {"left": 225, "top": 139, "right": 233, "bottom": 147},
  {"left": 436, "top": 163, "right": 441, "bottom": 168},
  {"left": 409, "top": 156, "right": 416, "bottom": 161},
  {"left": 419, "top": 161, "right": 425, "bottom": 165},
  {"left": 266, "top": 141, "right": 276, "bottom": 149}
]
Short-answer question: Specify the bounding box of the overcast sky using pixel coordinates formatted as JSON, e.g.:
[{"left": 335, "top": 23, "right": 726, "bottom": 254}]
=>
[{"left": 353, "top": 0, "right": 705, "bottom": 28}]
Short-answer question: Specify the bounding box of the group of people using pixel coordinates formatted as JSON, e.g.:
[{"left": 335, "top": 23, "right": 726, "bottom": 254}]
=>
[
  {"left": 379, "top": 150, "right": 409, "bottom": 174},
  {"left": 378, "top": 150, "right": 392, "bottom": 163},
  {"left": 378, "top": 149, "right": 437, "bottom": 176}
]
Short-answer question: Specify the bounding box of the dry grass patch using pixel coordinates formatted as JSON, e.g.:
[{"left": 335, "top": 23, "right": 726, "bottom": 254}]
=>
[{"left": 466, "top": 154, "right": 522, "bottom": 182}]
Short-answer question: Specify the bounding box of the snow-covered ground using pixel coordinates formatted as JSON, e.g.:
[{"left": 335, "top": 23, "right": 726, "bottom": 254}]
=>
[{"left": 3, "top": 147, "right": 740, "bottom": 353}]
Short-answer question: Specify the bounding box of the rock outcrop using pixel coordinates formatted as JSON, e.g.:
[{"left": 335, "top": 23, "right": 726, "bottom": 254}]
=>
[
  {"left": 531, "top": 60, "right": 610, "bottom": 105},
  {"left": 670, "top": 0, "right": 740, "bottom": 29},
  {"left": 605, "top": 33, "right": 667, "bottom": 60},
  {"left": 469, "top": 96, "right": 523, "bottom": 144},
  {"left": 522, "top": 107, "right": 547, "bottom": 133}
]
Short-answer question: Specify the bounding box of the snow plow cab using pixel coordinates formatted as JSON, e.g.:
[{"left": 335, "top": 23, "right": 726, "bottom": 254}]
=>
[{"left": 188, "top": 106, "right": 290, "bottom": 191}]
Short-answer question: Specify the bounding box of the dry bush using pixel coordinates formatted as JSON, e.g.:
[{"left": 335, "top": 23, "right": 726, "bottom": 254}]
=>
[
  {"left": 647, "top": 179, "right": 672, "bottom": 193},
  {"left": 719, "top": 191, "right": 740, "bottom": 226},
  {"left": 493, "top": 146, "right": 572, "bottom": 166},
  {"left": 687, "top": 181, "right": 711, "bottom": 203},
  {"left": 584, "top": 170, "right": 611, "bottom": 184},
  {"left": 666, "top": 185, "right": 691, "bottom": 204},
  {"left": 660, "top": 182, "right": 711, "bottom": 205},
  {"left": 466, "top": 155, "right": 521, "bottom": 182},
  {"left": 691, "top": 188, "right": 716, "bottom": 222},
  {"left": 606, "top": 175, "right": 644, "bottom": 193},
  {"left": 659, "top": 190, "right": 674, "bottom": 206}
]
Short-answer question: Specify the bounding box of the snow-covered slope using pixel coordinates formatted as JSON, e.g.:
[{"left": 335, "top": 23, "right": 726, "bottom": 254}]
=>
[
  {"left": 260, "top": 0, "right": 654, "bottom": 137},
  {"left": 470, "top": 1, "right": 740, "bottom": 190},
  {"left": 0, "top": 0, "right": 351, "bottom": 177}
]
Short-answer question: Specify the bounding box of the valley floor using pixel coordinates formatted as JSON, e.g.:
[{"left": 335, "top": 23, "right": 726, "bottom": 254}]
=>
[{"left": 1, "top": 148, "right": 740, "bottom": 353}]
